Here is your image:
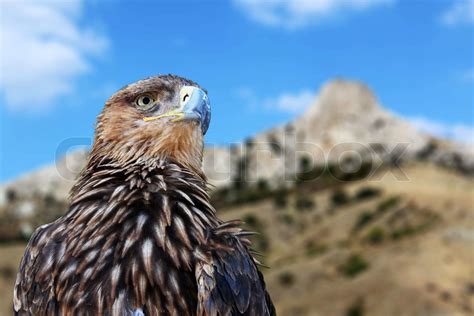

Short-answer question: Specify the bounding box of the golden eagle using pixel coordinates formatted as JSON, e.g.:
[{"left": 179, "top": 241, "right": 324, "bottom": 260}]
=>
[{"left": 13, "top": 75, "right": 275, "bottom": 316}]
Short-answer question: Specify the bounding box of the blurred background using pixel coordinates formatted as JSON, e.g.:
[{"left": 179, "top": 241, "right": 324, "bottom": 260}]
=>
[{"left": 0, "top": 0, "right": 473, "bottom": 315}]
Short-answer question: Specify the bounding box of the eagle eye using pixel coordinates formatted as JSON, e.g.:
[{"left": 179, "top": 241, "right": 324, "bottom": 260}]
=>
[{"left": 135, "top": 94, "right": 156, "bottom": 110}]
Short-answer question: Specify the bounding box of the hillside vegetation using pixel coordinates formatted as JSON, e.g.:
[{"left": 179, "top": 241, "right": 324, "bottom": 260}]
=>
[{"left": 1, "top": 162, "right": 472, "bottom": 315}]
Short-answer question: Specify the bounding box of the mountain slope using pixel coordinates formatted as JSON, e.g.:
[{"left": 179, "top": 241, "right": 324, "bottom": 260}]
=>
[
  {"left": 216, "top": 162, "right": 474, "bottom": 315},
  {"left": 1, "top": 162, "right": 473, "bottom": 315}
]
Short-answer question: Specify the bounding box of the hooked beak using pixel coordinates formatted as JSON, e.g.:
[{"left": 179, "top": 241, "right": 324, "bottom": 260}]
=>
[{"left": 143, "top": 86, "right": 211, "bottom": 134}]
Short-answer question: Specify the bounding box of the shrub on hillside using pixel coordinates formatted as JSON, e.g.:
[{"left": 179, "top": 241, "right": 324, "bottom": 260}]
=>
[
  {"left": 280, "top": 213, "right": 294, "bottom": 225},
  {"left": 355, "top": 186, "right": 382, "bottom": 201},
  {"left": 255, "top": 233, "right": 270, "bottom": 252},
  {"left": 298, "top": 156, "right": 312, "bottom": 174},
  {"left": 296, "top": 164, "right": 329, "bottom": 183},
  {"left": 334, "top": 160, "right": 373, "bottom": 181},
  {"left": 268, "top": 135, "right": 283, "bottom": 155},
  {"left": 331, "top": 189, "right": 350, "bottom": 206},
  {"left": 340, "top": 254, "right": 369, "bottom": 278},
  {"left": 243, "top": 213, "right": 259, "bottom": 228},
  {"left": 272, "top": 187, "right": 289, "bottom": 209},
  {"left": 241, "top": 214, "right": 269, "bottom": 252},
  {"left": 353, "top": 211, "right": 374, "bottom": 231},
  {"left": 232, "top": 156, "right": 250, "bottom": 191},
  {"left": 256, "top": 179, "right": 269, "bottom": 192},
  {"left": 278, "top": 271, "right": 296, "bottom": 287},
  {"left": 210, "top": 187, "right": 230, "bottom": 203},
  {"left": 365, "top": 226, "right": 385, "bottom": 245},
  {"left": 6, "top": 188, "right": 17, "bottom": 202},
  {"left": 376, "top": 196, "right": 400, "bottom": 214},
  {"left": 273, "top": 193, "right": 288, "bottom": 209},
  {"left": 305, "top": 241, "right": 328, "bottom": 257},
  {"left": 244, "top": 137, "right": 254, "bottom": 148},
  {"left": 295, "top": 196, "right": 315, "bottom": 212},
  {"left": 391, "top": 226, "right": 415, "bottom": 240},
  {"left": 212, "top": 179, "right": 276, "bottom": 207},
  {"left": 346, "top": 298, "right": 365, "bottom": 316}
]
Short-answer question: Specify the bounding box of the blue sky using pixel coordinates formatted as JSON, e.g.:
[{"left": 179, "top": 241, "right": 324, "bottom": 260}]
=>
[{"left": 0, "top": 0, "right": 473, "bottom": 181}]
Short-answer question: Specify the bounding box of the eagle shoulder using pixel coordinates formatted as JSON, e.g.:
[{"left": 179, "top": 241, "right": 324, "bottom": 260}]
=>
[{"left": 195, "top": 221, "right": 276, "bottom": 316}]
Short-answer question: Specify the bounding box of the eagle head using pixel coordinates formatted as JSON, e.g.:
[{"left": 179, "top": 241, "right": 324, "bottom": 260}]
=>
[{"left": 91, "top": 74, "right": 210, "bottom": 174}]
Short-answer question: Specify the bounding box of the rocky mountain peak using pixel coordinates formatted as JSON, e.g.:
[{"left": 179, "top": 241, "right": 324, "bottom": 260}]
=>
[
  {"left": 298, "top": 79, "right": 425, "bottom": 149},
  {"left": 305, "top": 79, "right": 380, "bottom": 121}
]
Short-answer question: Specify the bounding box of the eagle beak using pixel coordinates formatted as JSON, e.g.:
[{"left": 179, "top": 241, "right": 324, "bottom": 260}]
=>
[
  {"left": 143, "top": 86, "right": 211, "bottom": 135},
  {"left": 178, "top": 86, "right": 211, "bottom": 135}
]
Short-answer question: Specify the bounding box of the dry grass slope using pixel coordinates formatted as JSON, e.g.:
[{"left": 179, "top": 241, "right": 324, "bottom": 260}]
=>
[{"left": 0, "top": 163, "right": 473, "bottom": 315}]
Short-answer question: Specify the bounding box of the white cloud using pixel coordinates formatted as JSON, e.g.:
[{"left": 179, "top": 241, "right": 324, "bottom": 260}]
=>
[
  {"left": 236, "top": 87, "right": 315, "bottom": 114},
  {"left": 441, "top": 0, "right": 474, "bottom": 26},
  {"left": 235, "top": 87, "right": 256, "bottom": 100},
  {"left": 263, "top": 89, "right": 315, "bottom": 113},
  {"left": 233, "top": 0, "right": 394, "bottom": 28},
  {"left": 409, "top": 117, "right": 474, "bottom": 144},
  {"left": 0, "top": 0, "right": 108, "bottom": 112}
]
